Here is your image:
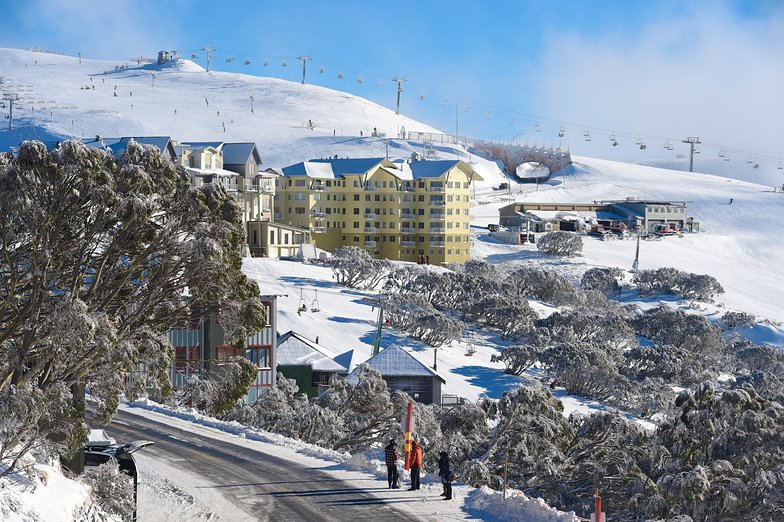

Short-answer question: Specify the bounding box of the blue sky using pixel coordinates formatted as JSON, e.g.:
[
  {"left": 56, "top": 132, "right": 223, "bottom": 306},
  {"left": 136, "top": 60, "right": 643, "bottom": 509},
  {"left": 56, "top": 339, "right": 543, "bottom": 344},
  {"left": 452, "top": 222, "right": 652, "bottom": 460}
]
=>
[{"left": 1, "top": 0, "right": 782, "bottom": 170}]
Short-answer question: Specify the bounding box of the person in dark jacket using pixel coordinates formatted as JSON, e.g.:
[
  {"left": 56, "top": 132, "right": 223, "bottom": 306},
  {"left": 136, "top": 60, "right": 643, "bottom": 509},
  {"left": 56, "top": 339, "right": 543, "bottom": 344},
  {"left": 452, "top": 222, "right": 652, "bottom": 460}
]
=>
[
  {"left": 407, "top": 440, "right": 423, "bottom": 490},
  {"left": 384, "top": 439, "right": 400, "bottom": 488},
  {"left": 438, "top": 451, "right": 453, "bottom": 500}
]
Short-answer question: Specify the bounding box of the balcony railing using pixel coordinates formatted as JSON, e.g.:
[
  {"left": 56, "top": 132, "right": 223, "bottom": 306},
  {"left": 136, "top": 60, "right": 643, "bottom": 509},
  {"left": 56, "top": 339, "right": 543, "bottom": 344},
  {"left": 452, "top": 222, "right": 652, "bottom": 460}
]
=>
[
  {"left": 400, "top": 240, "right": 416, "bottom": 247},
  {"left": 429, "top": 227, "right": 446, "bottom": 234},
  {"left": 364, "top": 226, "right": 377, "bottom": 233},
  {"left": 311, "top": 211, "right": 326, "bottom": 219},
  {"left": 364, "top": 240, "right": 377, "bottom": 248},
  {"left": 400, "top": 213, "right": 417, "bottom": 220},
  {"left": 313, "top": 226, "right": 327, "bottom": 234},
  {"left": 312, "top": 183, "right": 327, "bottom": 191},
  {"left": 430, "top": 240, "right": 445, "bottom": 247},
  {"left": 400, "top": 226, "right": 417, "bottom": 233},
  {"left": 428, "top": 186, "right": 446, "bottom": 193},
  {"left": 260, "top": 181, "right": 275, "bottom": 193},
  {"left": 429, "top": 200, "right": 446, "bottom": 206},
  {"left": 400, "top": 186, "right": 416, "bottom": 192},
  {"left": 364, "top": 213, "right": 377, "bottom": 220},
  {"left": 364, "top": 185, "right": 377, "bottom": 192}
]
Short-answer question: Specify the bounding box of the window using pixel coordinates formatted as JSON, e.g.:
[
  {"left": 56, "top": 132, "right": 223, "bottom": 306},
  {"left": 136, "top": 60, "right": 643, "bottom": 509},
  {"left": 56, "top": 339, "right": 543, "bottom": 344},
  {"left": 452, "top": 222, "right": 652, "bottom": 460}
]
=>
[
  {"left": 353, "top": 208, "right": 360, "bottom": 214},
  {"left": 216, "top": 345, "right": 241, "bottom": 362},
  {"left": 174, "top": 345, "right": 200, "bottom": 374},
  {"left": 295, "top": 179, "right": 306, "bottom": 187},
  {"left": 284, "top": 233, "right": 289, "bottom": 244},
  {"left": 294, "top": 193, "right": 306, "bottom": 200},
  {"left": 295, "top": 207, "right": 306, "bottom": 214},
  {"left": 270, "top": 230, "right": 275, "bottom": 244},
  {"left": 245, "top": 345, "right": 271, "bottom": 369},
  {"left": 354, "top": 194, "right": 360, "bottom": 201},
  {"left": 354, "top": 236, "right": 360, "bottom": 242},
  {"left": 354, "top": 221, "right": 360, "bottom": 228},
  {"left": 262, "top": 301, "right": 272, "bottom": 326}
]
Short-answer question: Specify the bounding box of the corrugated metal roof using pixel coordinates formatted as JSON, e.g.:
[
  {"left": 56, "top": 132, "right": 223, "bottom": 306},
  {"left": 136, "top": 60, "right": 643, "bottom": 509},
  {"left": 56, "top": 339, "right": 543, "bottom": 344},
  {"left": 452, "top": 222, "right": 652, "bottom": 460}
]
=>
[
  {"left": 310, "top": 157, "right": 386, "bottom": 175},
  {"left": 348, "top": 344, "right": 445, "bottom": 383},
  {"left": 281, "top": 161, "right": 337, "bottom": 179},
  {"left": 276, "top": 331, "right": 347, "bottom": 372},
  {"left": 408, "top": 160, "right": 461, "bottom": 179}
]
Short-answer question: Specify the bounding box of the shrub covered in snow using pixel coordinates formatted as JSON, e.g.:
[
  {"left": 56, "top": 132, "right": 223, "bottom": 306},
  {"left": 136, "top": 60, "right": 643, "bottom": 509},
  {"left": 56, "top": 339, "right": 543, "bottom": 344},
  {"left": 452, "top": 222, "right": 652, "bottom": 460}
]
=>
[
  {"left": 80, "top": 461, "right": 135, "bottom": 521},
  {"left": 508, "top": 266, "right": 582, "bottom": 306},
  {"left": 720, "top": 310, "right": 756, "bottom": 329},
  {"left": 634, "top": 267, "right": 724, "bottom": 301},
  {"left": 536, "top": 231, "right": 583, "bottom": 257},
  {"left": 581, "top": 267, "right": 623, "bottom": 296},
  {"left": 329, "top": 246, "right": 391, "bottom": 289},
  {"left": 176, "top": 357, "right": 258, "bottom": 416}
]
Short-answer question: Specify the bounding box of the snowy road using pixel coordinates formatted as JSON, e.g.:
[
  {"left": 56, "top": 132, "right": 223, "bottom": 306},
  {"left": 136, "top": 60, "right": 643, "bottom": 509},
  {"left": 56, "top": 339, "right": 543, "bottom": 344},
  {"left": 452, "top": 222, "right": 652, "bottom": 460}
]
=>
[{"left": 106, "top": 409, "right": 421, "bottom": 521}]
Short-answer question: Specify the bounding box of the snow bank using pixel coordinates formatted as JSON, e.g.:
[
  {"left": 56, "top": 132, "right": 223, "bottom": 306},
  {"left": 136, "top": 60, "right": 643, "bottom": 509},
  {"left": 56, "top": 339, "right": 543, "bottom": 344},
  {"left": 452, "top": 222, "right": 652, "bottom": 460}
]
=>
[
  {"left": 465, "top": 486, "right": 579, "bottom": 522},
  {"left": 0, "top": 460, "right": 114, "bottom": 522}
]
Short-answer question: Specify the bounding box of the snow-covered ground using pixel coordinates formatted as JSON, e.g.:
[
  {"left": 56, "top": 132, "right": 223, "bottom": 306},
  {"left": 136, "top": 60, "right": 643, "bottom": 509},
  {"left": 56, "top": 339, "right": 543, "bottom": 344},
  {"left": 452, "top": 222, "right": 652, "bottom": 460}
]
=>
[
  {"left": 121, "top": 400, "right": 578, "bottom": 522},
  {"left": 2, "top": 46, "right": 783, "bottom": 521}
]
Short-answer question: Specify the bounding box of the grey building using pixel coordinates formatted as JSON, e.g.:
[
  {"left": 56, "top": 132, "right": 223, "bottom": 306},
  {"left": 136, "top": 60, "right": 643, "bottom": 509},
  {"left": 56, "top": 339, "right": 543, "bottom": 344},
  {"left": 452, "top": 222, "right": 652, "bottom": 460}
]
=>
[
  {"left": 276, "top": 331, "right": 348, "bottom": 397},
  {"left": 347, "top": 344, "right": 445, "bottom": 404}
]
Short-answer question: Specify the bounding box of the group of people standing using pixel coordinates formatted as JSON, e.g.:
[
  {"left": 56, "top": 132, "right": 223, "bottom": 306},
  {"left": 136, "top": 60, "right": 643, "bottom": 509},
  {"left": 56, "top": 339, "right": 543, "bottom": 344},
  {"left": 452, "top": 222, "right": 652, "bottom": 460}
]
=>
[{"left": 384, "top": 439, "right": 454, "bottom": 500}]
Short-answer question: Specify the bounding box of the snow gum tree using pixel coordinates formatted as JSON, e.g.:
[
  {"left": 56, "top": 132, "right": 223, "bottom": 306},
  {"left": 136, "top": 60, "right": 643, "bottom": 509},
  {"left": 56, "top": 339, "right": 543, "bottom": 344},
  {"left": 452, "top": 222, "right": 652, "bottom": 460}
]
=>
[
  {"left": 537, "top": 231, "right": 583, "bottom": 257},
  {"left": 0, "top": 140, "right": 264, "bottom": 474}
]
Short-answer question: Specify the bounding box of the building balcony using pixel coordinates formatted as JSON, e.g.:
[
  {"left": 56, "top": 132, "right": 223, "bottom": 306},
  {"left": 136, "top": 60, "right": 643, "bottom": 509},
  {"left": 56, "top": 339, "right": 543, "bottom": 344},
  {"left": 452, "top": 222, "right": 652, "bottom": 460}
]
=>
[
  {"left": 364, "top": 213, "right": 377, "bottom": 220},
  {"left": 400, "top": 213, "right": 417, "bottom": 220},
  {"left": 400, "top": 240, "right": 416, "bottom": 247},
  {"left": 429, "top": 200, "right": 446, "bottom": 206},
  {"left": 274, "top": 212, "right": 282, "bottom": 220},
  {"left": 311, "top": 211, "right": 326, "bottom": 219},
  {"left": 312, "top": 183, "right": 327, "bottom": 191},
  {"left": 400, "top": 186, "right": 416, "bottom": 193},
  {"left": 430, "top": 240, "right": 445, "bottom": 247},
  {"left": 400, "top": 226, "right": 417, "bottom": 233},
  {"left": 364, "top": 226, "right": 377, "bottom": 233},
  {"left": 364, "top": 185, "right": 377, "bottom": 192},
  {"left": 260, "top": 181, "right": 275, "bottom": 193},
  {"left": 364, "top": 240, "right": 377, "bottom": 248},
  {"left": 428, "top": 186, "right": 446, "bottom": 193},
  {"left": 313, "top": 226, "right": 327, "bottom": 234},
  {"left": 429, "top": 227, "right": 446, "bottom": 234}
]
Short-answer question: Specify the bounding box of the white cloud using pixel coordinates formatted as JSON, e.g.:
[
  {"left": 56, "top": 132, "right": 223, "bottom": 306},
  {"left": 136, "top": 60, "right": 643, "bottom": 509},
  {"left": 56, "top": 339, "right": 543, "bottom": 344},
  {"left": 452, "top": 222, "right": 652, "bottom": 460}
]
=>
[{"left": 533, "top": 6, "right": 784, "bottom": 180}]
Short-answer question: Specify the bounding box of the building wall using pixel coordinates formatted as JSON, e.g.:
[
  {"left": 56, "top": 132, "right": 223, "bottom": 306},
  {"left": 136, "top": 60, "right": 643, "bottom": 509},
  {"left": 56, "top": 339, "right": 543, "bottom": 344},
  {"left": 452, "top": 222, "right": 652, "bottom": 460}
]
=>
[{"left": 276, "top": 162, "right": 476, "bottom": 264}]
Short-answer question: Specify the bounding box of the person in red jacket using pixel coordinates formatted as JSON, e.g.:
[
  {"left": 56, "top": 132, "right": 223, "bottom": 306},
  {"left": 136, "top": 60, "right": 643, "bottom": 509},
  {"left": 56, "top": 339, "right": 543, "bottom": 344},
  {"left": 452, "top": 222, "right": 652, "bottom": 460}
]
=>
[{"left": 407, "top": 440, "right": 423, "bottom": 491}]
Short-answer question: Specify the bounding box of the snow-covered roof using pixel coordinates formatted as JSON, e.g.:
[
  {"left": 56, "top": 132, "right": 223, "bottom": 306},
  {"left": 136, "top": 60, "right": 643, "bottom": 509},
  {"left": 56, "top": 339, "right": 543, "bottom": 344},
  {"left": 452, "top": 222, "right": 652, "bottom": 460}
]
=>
[
  {"left": 379, "top": 165, "right": 413, "bottom": 181},
  {"left": 276, "top": 331, "right": 348, "bottom": 372},
  {"left": 187, "top": 167, "right": 239, "bottom": 177},
  {"left": 222, "top": 142, "right": 261, "bottom": 165},
  {"left": 347, "top": 344, "right": 446, "bottom": 383},
  {"left": 181, "top": 141, "right": 224, "bottom": 150},
  {"left": 310, "top": 157, "right": 387, "bottom": 176},
  {"left": 282, "top": 161, "right": 338, "bottom": 179}
]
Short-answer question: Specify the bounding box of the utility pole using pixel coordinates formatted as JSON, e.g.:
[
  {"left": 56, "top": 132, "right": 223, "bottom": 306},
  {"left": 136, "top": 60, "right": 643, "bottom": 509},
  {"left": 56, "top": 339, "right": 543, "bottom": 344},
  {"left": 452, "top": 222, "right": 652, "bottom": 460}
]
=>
[
  {"left": 393, "top": 77, "right": 406, "bottom": 115},
  {"left": 455, "top": 104, "right": 459, "bottom": 140},
  {"left": 200, "top": 46, "right": 214, "bottom": 72},
  {"left": 3, "top": 93, "right": 20, "bottom": 131},
  {"left": 682, "top": 137, "right": 701, "bottom": 172},
  {"left": 249, "top": 94, "right": 255, "bottom": 114},
  {"left": 78, "top": 51, "right": 82, "bottom": 64},
  {"left": 151, "top": 72, "right": 155, "bottom": 88},
  {"left": 297, "top": 55, "right": 311, "bottom": 84}
]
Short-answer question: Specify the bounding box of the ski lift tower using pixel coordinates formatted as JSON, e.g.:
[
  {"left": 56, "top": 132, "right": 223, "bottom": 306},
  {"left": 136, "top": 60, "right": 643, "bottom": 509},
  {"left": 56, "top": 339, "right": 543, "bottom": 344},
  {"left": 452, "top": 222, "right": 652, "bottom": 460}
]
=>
[{"left": 682, "top": 137, "right": 701, "bottom": 172}]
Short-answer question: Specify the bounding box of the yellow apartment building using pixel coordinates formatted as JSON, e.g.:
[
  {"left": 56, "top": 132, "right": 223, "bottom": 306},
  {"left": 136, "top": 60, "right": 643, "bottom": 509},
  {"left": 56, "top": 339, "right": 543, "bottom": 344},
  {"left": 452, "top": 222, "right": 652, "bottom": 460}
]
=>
[{"left": 275, "top": 156, "right": 482, "bottom": 264}]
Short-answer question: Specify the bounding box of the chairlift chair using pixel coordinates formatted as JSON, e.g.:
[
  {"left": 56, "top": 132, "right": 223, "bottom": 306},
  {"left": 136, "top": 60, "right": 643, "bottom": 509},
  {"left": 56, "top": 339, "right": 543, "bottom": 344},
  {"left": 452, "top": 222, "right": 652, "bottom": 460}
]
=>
[
  {"left": 244, "top": 59, "right": 251, "bottom": 65},
  {"left": 357, "top": 75, "right": 363, "bottom": 84},
  {"left": 263, "top": 61, "right": 269, "bottom": 66},
  {"left": 310, "top": 290, "right": 320, "bottom": 313},
  {"left": 338, "top": 72, "right": 344, "bottom": 79},
  {"left": 191, "top": 54, "right": 199, "bottom": 59},
  {"left": 777, "top": 161, "right": 783, "bottom": 170},
  {"left": 281, "top": 60, "right": 287, "bottom": 67},
  {"left": 558, "top": 127, "right": 565, "bottom": 137},
  {"left": 464, "top": 332, "right": 476, "bottom": 356},
  {"left": 320, "top": 66, "right": 325, "bottom": 73},
  {"left": 419, "top": 94, "right": 425, "bottom": 100},
  {"left": 226, "top": 57, "right": 233, "bottom": 63},
  {"left": 485, "top": 111, "right": 492, "bottom": 120},
  {"left": 377, "top": 78, "right": 384, "bottom": 86},
  {"left": 298, "top": 289, "right": 306, "bottom": 311}
]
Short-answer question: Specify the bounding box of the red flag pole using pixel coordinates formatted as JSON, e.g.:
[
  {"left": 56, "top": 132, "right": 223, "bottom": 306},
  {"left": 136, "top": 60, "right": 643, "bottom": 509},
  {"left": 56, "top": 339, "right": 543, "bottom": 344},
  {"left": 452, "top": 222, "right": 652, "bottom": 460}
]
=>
[
  {"left": 403, "top": 402, "right": 413, "bottom": 470},
  {"left": 595, "top": 489, "right": 602, "bottom": 522}
]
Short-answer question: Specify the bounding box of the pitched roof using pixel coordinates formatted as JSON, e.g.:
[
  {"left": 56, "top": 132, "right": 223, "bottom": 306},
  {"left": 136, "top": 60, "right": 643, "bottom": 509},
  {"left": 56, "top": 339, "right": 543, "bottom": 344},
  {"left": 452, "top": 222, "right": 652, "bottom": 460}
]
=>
[
  {"left": 276, "top": 331, "right": 348, "bottom": 372},
  {"left": 281, "top": 161, "right": 338, "bottom": 179},
  {"left": 181, "top": 141, "right": 224, "bottom": 150},
  {"left": 348, "top": 344, "right": 445, "bottom": 383},
  {"left": 222, "top": 142, "right": 261, "bottom": 165},
  {"left": 84, "top": 136, "right": 177, "bottom": 161},
  {"left": 309, "top": 157, "right": 387, "bottom": 176}
]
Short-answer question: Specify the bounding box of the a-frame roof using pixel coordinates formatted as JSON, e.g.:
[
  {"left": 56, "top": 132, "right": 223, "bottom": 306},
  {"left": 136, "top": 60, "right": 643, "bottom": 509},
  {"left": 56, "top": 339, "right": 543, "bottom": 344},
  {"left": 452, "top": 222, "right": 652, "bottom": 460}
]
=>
[{"left": 348, "top": 344, "right": 446, "bottom": 383}]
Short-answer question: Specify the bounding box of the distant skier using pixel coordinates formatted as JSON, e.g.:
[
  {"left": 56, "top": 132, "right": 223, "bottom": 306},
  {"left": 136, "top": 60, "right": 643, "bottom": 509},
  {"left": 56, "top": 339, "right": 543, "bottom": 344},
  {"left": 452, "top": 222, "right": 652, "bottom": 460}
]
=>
[{"left": 729, "top": 198, "right": 733, "bottom": 204}]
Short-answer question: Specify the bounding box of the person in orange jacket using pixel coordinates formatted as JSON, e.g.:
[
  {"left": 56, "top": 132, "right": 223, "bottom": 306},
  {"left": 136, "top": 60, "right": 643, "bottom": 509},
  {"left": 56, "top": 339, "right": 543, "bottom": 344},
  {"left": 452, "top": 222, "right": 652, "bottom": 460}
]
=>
[{"left": 407, "top": 440, "right": 423, "bottom": 491}]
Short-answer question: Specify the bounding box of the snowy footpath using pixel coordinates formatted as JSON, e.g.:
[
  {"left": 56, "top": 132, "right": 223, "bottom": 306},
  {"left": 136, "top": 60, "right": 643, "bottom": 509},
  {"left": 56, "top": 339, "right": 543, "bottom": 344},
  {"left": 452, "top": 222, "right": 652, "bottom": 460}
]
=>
[{"left": 121, "top": 400, "right": 578, "bottom": 522}]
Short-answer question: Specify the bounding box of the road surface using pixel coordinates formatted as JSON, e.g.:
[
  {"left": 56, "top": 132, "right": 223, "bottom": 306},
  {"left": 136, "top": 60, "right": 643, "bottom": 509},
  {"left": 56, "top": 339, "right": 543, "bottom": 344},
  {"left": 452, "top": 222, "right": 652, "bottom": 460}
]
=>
[{"left": 105, "top": 408, "right": 425, "bottom": 521}]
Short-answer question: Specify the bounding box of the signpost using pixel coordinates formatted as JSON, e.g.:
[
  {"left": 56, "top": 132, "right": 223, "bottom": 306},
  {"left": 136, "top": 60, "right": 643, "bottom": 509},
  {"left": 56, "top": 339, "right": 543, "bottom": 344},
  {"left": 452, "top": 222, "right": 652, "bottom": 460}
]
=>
[{"left": 402, "top": 402, "right": 414, "bottom": 470}]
